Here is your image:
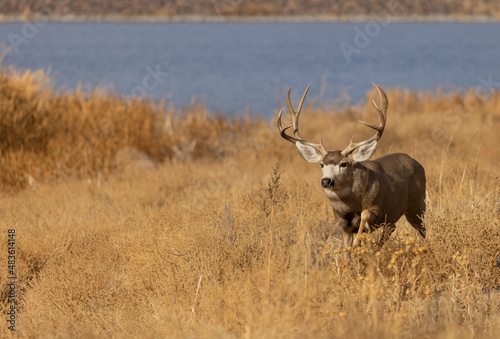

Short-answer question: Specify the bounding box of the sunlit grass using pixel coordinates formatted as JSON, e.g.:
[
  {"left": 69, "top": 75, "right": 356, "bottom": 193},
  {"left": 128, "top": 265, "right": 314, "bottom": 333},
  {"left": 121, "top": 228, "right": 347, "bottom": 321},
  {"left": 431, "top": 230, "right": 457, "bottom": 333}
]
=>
[{"left": 0, "top": 66, "right": 499, "bottom": 338}]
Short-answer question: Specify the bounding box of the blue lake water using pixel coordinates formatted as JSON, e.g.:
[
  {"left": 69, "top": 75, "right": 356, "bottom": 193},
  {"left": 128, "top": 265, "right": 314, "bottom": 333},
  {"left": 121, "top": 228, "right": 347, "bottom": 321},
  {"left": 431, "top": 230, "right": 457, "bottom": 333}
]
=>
[{"left": 1, "top": 22, "right": 499, "bottom": 117}]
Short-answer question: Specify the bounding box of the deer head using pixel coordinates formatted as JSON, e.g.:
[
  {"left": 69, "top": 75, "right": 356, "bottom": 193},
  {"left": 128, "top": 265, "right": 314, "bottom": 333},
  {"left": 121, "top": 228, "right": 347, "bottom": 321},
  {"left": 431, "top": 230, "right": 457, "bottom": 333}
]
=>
[{"left": 277, "top": 83, "right": 387, "bottom": 192}]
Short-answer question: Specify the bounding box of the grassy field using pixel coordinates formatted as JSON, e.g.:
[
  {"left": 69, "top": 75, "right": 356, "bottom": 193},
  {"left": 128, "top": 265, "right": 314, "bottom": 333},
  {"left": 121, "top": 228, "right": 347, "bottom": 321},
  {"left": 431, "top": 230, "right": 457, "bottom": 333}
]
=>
[{"left": 0, "top": 66, "right": 499, "bottom": 338}]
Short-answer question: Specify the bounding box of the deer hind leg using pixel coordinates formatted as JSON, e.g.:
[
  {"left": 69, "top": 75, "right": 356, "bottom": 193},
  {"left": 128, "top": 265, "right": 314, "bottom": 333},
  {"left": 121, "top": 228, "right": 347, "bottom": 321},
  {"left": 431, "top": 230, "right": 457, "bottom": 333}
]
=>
[
  {"left": 406, "top": 199, "right": 426, "bottom": 238},
  {"left": 353, "top": 209, "right": 377, "bottom": 248},
  {"left": 406, "top": 213, "right": 426, "bottom": 238}
]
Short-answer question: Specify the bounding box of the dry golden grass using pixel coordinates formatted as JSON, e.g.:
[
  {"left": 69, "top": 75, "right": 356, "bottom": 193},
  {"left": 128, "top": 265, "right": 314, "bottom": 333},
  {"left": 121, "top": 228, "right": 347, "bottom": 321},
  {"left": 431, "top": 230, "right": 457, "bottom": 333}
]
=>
[{"left": 0, "top": 67, "right": 499, "bottom": 338}]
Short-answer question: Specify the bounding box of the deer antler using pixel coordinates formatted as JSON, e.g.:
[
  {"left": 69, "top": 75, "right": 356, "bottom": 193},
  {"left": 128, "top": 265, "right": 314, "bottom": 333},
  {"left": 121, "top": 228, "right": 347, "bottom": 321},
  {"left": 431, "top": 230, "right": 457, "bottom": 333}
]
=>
[
  {"left": 277, "top": 84, "right": 326, "bottom": 154},
  {"left": 341, "top": 83, "right": 387, "bottom": 156}
]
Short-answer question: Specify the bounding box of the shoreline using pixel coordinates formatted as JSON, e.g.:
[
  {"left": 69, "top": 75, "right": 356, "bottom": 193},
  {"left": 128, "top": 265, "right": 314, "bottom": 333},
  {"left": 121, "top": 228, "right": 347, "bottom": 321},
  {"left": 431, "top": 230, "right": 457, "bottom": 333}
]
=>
[{"left": 0, "top": 13, "right": 499, "bottom": 23}]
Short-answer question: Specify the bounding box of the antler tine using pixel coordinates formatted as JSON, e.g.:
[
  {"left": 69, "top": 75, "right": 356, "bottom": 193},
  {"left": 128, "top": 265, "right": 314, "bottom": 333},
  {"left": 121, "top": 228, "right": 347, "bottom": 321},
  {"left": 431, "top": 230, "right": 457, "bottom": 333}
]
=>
[
  {"left": 285, "top": 84, "right": 311, "bottom": 140},
  {"left": 277, "top": 84, "right": 326, "bottom": 154},
  {"left": 341, "top": 83, "right": 388, "bottom": 156},
  {"left": 276, "top": 107, "right": 295, "bottom": 143},
  {"left": 362, "top": 82, "right": 387, "bottom": 134}
]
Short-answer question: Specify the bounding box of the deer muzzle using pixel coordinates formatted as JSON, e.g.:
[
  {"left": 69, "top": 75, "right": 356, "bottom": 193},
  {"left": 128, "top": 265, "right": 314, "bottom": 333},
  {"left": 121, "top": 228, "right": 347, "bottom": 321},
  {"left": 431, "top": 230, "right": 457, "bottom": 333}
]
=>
[{"left": 321, "top": 178, "right": 334, "bottom": 189}]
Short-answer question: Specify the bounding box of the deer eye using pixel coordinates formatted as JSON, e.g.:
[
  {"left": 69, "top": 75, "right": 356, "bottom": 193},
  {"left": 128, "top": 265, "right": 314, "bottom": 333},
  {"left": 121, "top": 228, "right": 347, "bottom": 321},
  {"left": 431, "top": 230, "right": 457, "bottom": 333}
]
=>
[
  {"left": 340, "top": 162, "right": 347, "bottom": 168},
  {"left": 320, "top": 163, "right": 324, "bottom": 168}
]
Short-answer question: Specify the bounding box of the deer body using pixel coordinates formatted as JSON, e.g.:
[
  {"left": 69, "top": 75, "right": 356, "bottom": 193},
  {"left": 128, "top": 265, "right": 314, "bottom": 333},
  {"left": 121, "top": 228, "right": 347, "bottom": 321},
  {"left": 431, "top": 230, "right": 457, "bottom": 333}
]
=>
[
  {"left": 325, "top": 152, "right": 426, "bottom": 250},
  {"left": 277, "top": 84, "right": 426, "bottom": 256}
]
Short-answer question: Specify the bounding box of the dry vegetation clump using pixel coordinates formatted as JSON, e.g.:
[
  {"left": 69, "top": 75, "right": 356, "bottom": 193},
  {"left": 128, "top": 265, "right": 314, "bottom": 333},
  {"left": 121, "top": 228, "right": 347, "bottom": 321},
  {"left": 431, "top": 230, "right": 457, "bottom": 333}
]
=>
[
  {"left": 0, "top": 68, "right": 499, "bottom": 337},
  {"left": 0, "top": 66, "right": 251, "bottom": 193}
]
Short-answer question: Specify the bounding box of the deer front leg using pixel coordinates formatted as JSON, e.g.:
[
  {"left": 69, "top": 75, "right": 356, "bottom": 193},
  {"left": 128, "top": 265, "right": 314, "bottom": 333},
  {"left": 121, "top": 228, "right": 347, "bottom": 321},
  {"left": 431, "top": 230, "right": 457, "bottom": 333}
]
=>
[
  {"left": 353, "top": 209, "right": 377, "bottom": 248},
  {"left": 336, "top": 218, "right": 353, "bottom": 261},
  {"left": 341, "top": 229, "right": 354, "bottom": 261}
]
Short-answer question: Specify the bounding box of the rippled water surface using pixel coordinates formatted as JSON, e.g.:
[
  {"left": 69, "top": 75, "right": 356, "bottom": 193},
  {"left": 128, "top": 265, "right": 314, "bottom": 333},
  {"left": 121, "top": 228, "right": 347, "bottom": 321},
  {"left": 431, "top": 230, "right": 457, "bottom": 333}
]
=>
[{"left": 1, "top": 22, "right": 499, "bottom": 116}]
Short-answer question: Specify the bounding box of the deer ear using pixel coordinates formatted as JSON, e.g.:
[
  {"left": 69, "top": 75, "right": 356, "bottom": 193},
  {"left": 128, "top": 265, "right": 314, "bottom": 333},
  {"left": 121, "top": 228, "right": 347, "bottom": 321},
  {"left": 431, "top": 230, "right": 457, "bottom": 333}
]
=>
[
  {"left": 352, "top": 140, "right": 377, "bottom": 162},
  {"left": 296, "top": 142, "right": 323, "bottom": 163}
]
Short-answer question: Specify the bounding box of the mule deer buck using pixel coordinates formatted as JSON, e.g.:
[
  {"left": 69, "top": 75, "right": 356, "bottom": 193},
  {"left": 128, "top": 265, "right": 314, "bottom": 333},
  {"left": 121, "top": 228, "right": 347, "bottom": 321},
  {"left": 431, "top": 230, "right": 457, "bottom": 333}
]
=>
[{"left": 277, "top": 83, "right": 426, "bottom": 258}]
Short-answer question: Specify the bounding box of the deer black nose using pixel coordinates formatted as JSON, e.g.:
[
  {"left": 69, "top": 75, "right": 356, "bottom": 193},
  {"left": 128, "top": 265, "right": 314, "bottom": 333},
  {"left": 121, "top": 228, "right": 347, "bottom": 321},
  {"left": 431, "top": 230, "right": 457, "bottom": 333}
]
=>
[{"left": 321, "top": 178, "right": 333, "bottom": 188}]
